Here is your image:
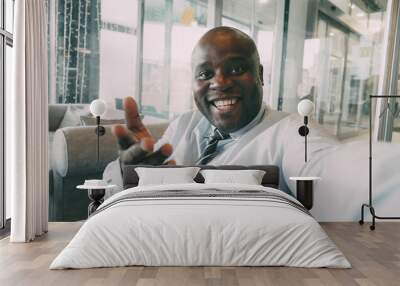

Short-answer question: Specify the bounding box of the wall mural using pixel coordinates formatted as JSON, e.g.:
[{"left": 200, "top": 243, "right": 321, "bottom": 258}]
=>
[{"left": 47, "top": 0, "right": 399, "bottom": 225}]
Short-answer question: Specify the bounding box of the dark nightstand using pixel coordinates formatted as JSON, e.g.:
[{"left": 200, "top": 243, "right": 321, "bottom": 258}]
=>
[
  {"left": 289, "top": 177, "right": 321, "bottom": 210},
  {"left": 77, "top": 183, "right": 116, "bottom": 217}
]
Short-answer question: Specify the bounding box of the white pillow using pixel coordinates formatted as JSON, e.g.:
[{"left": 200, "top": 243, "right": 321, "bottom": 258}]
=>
[
  {"left": 135, "top": 167, "right": 201, "bottom": 186},
  {"left": 200, "top": 169, "right": 266, "bottom": 185}
]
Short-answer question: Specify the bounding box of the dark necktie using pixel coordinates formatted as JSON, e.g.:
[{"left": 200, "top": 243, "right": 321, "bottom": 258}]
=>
[{"left": 196, "top": 128, "right": 231, "bottom": 165}]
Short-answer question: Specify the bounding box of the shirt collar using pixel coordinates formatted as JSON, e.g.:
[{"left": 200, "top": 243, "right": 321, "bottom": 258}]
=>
[{"left": 210, "top": 103, "right": 267, "bottom": 139}]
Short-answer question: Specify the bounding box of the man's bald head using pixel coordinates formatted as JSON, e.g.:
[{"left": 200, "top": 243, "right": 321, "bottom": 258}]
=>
[
  {"left": 192, "top": 26, "right": 261, "bottom": 68},
  {"left": 191, "top": 26, "right": 264, "bottom": 133}
]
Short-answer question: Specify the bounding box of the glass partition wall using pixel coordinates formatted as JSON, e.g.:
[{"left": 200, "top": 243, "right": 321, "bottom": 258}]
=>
[
  {"left": 140, "top": 0, "right": 210, "bottom": 119},
  {"left": 378, "top": 0, "right": 400, "bottom": 143},
  {"left": 137, "top": 0, "right": 277, "bottom": 120},
  {"left": 280, "top": 0, "right": 388, "bottom": 139},
  {"left": 49, "top": 0, "right": 392, "bottom": 137}
]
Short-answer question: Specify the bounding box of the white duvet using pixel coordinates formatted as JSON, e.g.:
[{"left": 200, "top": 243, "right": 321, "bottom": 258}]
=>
[{"left": 50, "top": 183, "right": 350, "bottom": 269}]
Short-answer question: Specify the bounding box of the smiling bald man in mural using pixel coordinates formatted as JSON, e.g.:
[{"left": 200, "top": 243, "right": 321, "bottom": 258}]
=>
[
  {"left": 104, "top": 26, "right": 400, "bottom": 220},
  {"left": 109, "top": 26, "right": 295, "bottom": 174},
  {"left": 112, "top": 26, "right": 283, "bottom": 169}
]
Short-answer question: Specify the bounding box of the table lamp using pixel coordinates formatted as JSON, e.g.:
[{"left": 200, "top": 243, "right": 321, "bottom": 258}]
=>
[
  {"left": 297, "top": 99, "right": 315, "bottom": 162},
  {"left": 90, "top": 99, "right": 107, "bottom": 162}
]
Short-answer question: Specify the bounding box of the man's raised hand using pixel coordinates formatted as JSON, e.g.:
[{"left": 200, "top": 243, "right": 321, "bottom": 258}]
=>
[{"left": 113, "top": 97, "right": 174, "bottom": 165}]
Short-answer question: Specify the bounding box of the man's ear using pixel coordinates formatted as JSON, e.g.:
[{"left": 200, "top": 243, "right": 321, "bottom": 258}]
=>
[{"left": 259, "top": 64, "right": 264, "bottom": 86}]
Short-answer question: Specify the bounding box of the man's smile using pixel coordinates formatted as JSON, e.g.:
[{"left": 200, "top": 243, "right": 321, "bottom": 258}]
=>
[{"left": 207, "top": 97, "right": 241, "bottom": 113}]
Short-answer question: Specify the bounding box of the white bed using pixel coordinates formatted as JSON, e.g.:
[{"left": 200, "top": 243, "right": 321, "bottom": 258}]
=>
[{"left": 50, "top": 183, "right": 350, "bottom": 269}]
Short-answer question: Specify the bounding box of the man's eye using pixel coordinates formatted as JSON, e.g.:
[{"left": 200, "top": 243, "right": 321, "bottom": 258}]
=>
[
  {"left": 229, "top": 64, "right": 245, "bottom": 75},
  {"left": 197, "top": 70, "right": 213, "bottom": 80}
]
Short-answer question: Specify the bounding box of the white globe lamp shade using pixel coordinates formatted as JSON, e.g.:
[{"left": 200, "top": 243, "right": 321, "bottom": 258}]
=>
[
  {"left": 297, "top": 99, "right": 315, "bottom": 117},
  {"left": 90, "top": 99, "right": 107, "bottom": 117}
]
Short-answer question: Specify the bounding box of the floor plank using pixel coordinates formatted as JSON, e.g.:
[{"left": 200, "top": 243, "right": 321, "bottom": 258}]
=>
[{"left": 0, "top": 222, "right": 399, "bottom": 286}]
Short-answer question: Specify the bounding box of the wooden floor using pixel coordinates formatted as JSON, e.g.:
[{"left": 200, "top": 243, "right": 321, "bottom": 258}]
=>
[{"left": 0, "top": 222, "right": 399, "bottom": 286}]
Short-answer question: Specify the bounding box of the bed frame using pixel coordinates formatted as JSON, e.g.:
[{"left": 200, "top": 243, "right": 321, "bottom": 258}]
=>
[{"left": 122, "top": 165, "right": 280, "bottom": 190}]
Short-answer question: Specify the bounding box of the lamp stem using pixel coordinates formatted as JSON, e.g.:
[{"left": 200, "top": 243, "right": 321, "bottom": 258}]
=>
[
  {"left": 305, "top": 129, "right": 307, "bottom": 162},
  {"left": 97, "top": 116, "right": 100, "bottom": 163},
  {"left": 304, "top": 116, "right": 308, "bottom": 162},
  {"left": 369, "top": 96, "right": 372, "bottom": 206}
]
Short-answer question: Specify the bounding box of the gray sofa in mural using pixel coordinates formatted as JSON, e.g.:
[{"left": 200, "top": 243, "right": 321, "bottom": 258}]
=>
[
  {"left": 48, "top": 104, "right": 168, "bottom": 221},
  {"left": 48, "top": 104, "right": 91, "bottom": 221}
]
